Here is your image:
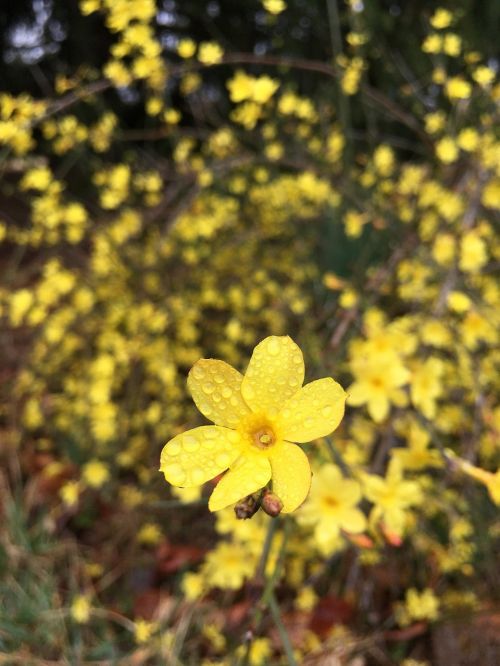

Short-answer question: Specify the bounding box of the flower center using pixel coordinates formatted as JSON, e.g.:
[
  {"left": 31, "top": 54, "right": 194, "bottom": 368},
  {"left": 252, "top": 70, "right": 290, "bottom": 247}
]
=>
[{"left": 252, "top": 426, "right": 276, "bottom": 449}]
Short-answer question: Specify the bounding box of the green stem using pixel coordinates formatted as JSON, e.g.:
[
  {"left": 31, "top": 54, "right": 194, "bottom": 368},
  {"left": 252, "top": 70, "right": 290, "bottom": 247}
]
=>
[
  {"left": 257, "top": 516, "right": 279, "bottom": 579},
  {"left": 241, "top": 517, "right": 291, "bottom": 665},
  {"left": 268, "top": 591, "right": 298, "bottom": 666}
]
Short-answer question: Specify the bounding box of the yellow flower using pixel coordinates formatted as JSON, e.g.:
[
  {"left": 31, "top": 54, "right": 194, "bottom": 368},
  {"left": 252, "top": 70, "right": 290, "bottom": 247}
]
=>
[
  {"left": 263, "top": 0, "right": 286, "bottom": 15},
  {"left": 392, "top": 421, "right": 442, "bottom": 471},
  {"left": 459, "top": 230, "right": 487, "bottom": 273},
  {"left": 472, "top": 65, "right": 495, "bottom": 87},
  {"left": 82, "top": 459, "right": 110, "bottom": 488},
  {"left": 71, "top": 595, "right": 91, "bottom": 624},
  {"left": 177, "top": 38, "right": 196, "bottom": 59},
  {"left": 227, "top": 71, "right": 279, "bottom": 104},
  {"left": 198, "top": 42, "right": 224, "bottom": 65},
  {"left": 451, "top": 455, "right": 500, "bottom": 505},
  {"left": 457, "top": 127, "right": 478, "bottom": 152},
  {"left": 203, "top": 541, "right": 256, "bottom": 589},
  {"left": 295, "top": 586, "right": 318, "bottom": 611},
  {"left": 137, "top": 522, "right": 163, "bottom": 545},
  {"left": 160, "top": 336, "right": 346, "bottom": 513},
  {"left": 482, "top": 179, "right": 500, "bottom": 210},
  {"left": 422, "top": 34, "right": 442, "bottom": 54},
  {"left": 134, "top": 619, "right": 158, "bottom": 643},
  {"left": 445, "top": 76, "right": 471, "bottom": 100},
  {"left": 348, "top": 356, "right": 410, "bottom": 423},
  {"left": 236, "top": 637, "right": 272, "bottom": 665},
  {"left": 298, "top": 464, "right": 366, "bottom": 553},
  {"left": 363, "top": 459, "right": 421, "bottom": 535},
  {"left": 430, "top": 8, "right": 453, "bottom": 30},
  {"left": 60, "top": 480, "right": 81, "bottom": 507},
  {"left": 436, "top": 136, "right": 458, "bottom": 163},
  {"left": 447, "top": 290, "right": 471, "bottom": 313},
  {"left": 404, "top": 588, "right": 439, "bottom": 622},
  {"left": 182, "top": 572, "right": 206, "bottom": 600},
  {"left": 410, "top": 357, "right": 444, "bottom": 419}
]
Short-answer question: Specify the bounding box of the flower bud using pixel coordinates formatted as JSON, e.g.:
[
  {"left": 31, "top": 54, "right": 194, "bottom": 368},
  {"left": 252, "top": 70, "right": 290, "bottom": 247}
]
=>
[
  {"left": 261, "top": 490, "right": 283, "bottom": 517},
  {"left": 234, "top": 492, "right": 261, "bottom": 519}
]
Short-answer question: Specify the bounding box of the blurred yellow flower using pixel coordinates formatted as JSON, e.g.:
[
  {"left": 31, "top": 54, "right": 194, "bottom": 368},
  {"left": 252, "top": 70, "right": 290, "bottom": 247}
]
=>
[
  {"left": 298, "top": 464, "right": 366, "bottom": 553},
  {"left": 227, "top": 71, "right": 279, "bottom": 104},
  {"left": 177, "top": 38, "right": 196, "bottom": 59},
  {"left": 160, "top": 336, "right": 346, "bottom": 513},
  {"left": 430, "top": 8, "right": 453, "bottom": 30},
  {"left": 459, "top": 230, "right": 487, "bottom": 273},
  {"left": 71, "top": 595, "right": 91, "bottom": 624},
  {"left": 402, "top": 588, "right": 439, "bottom": 624},
  {"left": 445, "top": 76, "right": 471, "bottom": 100},
  {"left": 137, "top": 522, "right": 163, "bottom": 545},
  {"left": 410, "top": 357, "right": 444, "bottom": 419},
  {"left": 263, "top": 0, "right": 286, "bottom": 15},
  {"left": 348, "top": 356, "right": 410, "bottom": 423},
  {"left": 82, "top": 459, "right": 110, "bottom": 488},
  {"left": 447, "top": 291, "right": 471, "bottom": 313},
  {"left": 363, "top": 459, "right": 421, "bottom": 535},
  {"left": 436, "top": 137, "right": 458, "bottom": 163},
  {"left": 198, "top": 42, "right": 224, "bottom": 65},
  {"left": 60, "top": 481, "right": 81, "bottom": 507},
  {"left": 134, "top": 619, "right": 158, "bottom": 643}
]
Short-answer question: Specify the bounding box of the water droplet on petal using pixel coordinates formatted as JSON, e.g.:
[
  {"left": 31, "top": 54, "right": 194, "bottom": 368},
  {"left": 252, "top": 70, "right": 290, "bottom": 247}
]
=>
[
  {"left": 191, "top": 467, "right": 204, "bottom": 484},
  {"left": 163, "top": 462, "right": 186, "bottom": 485},
  {"left": 192, "top": 365, "right": 205, "bottom": 380},
  {"left": 267, "top": 338, "right": 280, "bottom": 356},
  {"left": 182, "top": 435, "right": 199, "bottom": 452},
  {"left": 216, "top": 452, "right": 231, "bottom": 467},
  {"left": 166, "top": 441, "right": 181, "bottom": 456}
]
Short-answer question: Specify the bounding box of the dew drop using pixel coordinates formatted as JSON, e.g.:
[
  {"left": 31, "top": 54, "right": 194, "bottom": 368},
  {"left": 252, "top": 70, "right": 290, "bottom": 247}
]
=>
[
  {"left": 166, "top": 441, "right": 181, "bottom": 456},
  {"left": 216, "top": 452, "right": 231, "bottom": 467},
  {"left": 182, "top": 435, "right": 199, "bottom": 452},
  {"left": 202, "top": 381, "right": 215, "bottom": 395},
  {"left": 191, "top": 365, "right": 205, "bottom": 379},
  {"left": 267, "top": 338, "right": 280, "bottom": 356},
  {"left": 191, "top": 467, "right": 204, "bottom": 484},
  {"left": 163, "top": 462, "right": 186, "bottom": 484}
]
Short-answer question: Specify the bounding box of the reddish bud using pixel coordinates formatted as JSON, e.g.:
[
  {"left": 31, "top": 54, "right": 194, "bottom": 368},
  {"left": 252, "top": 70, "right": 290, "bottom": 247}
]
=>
[{"left": 261, "top": 490, "right": 283, "bottom": 517}]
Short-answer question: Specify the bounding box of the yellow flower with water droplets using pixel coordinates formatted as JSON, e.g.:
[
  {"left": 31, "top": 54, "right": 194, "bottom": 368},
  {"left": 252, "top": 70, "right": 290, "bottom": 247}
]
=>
[{"left": 160, "top": 336, "right": 346, "bottom": 513}]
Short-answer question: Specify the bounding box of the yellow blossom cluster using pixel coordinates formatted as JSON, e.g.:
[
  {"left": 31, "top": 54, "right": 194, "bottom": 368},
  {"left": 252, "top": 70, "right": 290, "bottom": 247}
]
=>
[{"left": 1, "top": 2, "right": 499, "bottom": 664}]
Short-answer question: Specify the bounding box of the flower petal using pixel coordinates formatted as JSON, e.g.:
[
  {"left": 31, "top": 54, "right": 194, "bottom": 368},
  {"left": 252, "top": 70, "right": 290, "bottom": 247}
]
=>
[
  {"left": 160, "top": 426, "right": 242, "bottom": 488},
  {"left": 241, "top": 336, "right": 304, "bottom": 415},
  {"left": 208, "top": 453, "right": 271, "bottom": 512},
  {"left": 268, "top": 441, "right": 311, "bottom": 513},
  {"left": 339, "top": 507, "right": 367, "bottom": 534},
  {"left": 188, "top": 359, "right": 250, "bottom": 428},
  {"left": 279, "top": 377, "right": 346, "bottom": 443}
]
